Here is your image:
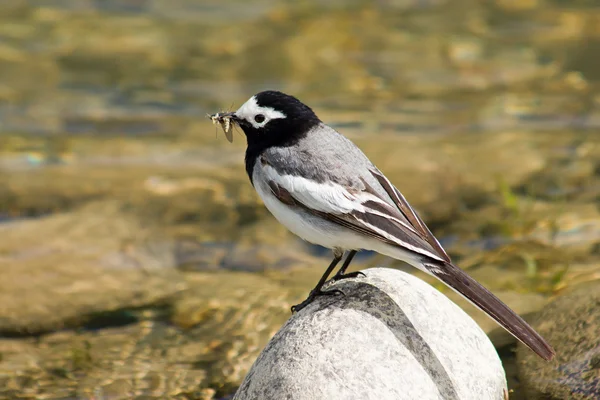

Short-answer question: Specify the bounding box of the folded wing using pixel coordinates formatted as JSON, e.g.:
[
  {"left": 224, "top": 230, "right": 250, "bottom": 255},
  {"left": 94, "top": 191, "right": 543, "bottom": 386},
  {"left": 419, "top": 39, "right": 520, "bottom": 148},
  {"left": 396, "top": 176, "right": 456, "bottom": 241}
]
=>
[{"left": 261, "top": 162, "right": 445, "bottom": 262}]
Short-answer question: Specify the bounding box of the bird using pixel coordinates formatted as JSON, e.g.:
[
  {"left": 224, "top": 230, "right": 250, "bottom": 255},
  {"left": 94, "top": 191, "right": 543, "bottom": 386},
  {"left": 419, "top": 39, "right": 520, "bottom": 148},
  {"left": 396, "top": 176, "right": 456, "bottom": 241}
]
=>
[{"left": 213, "top": 90, "right": 555, "bottom": 361}]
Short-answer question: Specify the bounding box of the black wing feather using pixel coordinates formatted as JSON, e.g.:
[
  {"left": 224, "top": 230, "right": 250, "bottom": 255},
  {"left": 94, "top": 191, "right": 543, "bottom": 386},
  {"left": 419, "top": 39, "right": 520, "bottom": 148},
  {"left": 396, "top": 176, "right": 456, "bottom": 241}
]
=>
[{"left": 370, "top": 167, "right": 451, "bottom": 262}]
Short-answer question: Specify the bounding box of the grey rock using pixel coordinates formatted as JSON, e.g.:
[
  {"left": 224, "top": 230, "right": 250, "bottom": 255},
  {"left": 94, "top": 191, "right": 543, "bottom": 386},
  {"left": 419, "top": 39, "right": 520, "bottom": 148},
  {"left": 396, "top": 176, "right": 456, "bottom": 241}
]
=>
[
  {"left": 234, "top": 268, "right": 507, "bottom": 400},
  {"left": 517, "top": 280, "right": 600, "bottom": 400}
]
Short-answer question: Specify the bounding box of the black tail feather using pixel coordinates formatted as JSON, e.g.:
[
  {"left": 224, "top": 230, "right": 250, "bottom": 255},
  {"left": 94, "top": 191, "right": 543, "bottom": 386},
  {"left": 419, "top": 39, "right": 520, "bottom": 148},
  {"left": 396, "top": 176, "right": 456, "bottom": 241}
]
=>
[{"left": 424, "top": 261, "right": 555, "bottom": 361}]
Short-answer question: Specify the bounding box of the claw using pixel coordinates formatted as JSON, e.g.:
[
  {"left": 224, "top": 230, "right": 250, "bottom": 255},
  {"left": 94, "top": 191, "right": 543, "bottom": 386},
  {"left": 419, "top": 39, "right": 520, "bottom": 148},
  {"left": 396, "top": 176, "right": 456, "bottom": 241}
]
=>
[
  {"left": 291, "top": 288, "right": 345, "bottom": 313},
  {"left": 330, "top": 270, "right": 366, "bottom": 282}
]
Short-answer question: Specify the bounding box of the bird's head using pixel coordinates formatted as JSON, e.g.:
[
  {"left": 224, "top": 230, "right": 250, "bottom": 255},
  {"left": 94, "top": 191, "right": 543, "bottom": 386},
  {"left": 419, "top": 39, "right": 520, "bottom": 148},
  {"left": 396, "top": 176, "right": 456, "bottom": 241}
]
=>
[{"left": 222, "top": 90, "right": 321, "bottom": 146}]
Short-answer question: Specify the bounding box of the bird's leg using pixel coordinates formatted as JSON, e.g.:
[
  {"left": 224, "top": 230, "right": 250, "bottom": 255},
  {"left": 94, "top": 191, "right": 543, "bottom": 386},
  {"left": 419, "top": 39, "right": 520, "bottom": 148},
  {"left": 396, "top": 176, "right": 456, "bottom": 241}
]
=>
[
  {"left": 330, "top": 250, "right": 365, "bottom": 281},
  {"left": 291, "top": 250, "right": 344, "bottom": 313}
]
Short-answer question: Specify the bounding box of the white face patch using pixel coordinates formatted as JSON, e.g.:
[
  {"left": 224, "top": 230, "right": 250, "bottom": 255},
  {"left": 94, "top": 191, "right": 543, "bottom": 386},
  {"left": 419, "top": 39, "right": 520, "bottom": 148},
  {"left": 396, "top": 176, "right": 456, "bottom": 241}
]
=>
[{"left": 235, "top": 95, "right": 286, "bottom": 129}]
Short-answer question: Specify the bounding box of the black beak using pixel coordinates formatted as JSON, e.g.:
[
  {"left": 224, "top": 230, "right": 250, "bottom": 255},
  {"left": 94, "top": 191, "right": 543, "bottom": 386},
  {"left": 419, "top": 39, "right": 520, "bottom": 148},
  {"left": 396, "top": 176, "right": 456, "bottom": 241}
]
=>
[
  {"left": 220, "top": 111, "right": 237, "bottom": 120},
  {"left": 221, "top": 112, "right": 249, "bottom": 127}
]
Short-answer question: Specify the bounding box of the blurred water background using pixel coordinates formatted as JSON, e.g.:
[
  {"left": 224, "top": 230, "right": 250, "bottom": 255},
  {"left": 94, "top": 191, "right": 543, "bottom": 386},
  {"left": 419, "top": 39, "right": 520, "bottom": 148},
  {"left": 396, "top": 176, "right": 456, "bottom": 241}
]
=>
[{"left": 1, "top": 0, "right": 600, "bottom": 399}]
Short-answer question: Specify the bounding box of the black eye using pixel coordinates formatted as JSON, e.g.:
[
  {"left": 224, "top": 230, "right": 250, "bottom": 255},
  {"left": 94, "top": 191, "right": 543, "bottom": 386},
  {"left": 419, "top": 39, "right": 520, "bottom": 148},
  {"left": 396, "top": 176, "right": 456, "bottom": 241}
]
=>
[{"left": 254, "top": 114, "right": 266, "bottom": 123}]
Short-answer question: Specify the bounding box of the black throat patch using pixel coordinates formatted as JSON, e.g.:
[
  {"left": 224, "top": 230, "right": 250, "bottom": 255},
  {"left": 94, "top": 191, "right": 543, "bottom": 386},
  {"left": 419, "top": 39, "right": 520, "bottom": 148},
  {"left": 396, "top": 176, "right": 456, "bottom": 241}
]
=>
[{"left": 241, "top": 91, "right": 321, "bottom": 184}]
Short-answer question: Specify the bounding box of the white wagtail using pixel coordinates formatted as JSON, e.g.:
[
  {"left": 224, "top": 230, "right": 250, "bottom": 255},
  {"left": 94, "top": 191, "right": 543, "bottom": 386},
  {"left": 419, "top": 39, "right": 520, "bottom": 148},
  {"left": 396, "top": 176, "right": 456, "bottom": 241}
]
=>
[{"left": 211, "top": 90, "right": 555, "bottom": 361}]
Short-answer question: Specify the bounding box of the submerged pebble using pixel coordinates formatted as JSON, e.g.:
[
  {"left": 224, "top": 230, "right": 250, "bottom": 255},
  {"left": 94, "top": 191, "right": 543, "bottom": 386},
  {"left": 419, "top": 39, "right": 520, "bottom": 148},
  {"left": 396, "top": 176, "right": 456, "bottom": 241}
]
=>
[{"left": 517, "top": 281, "right": 600, "bottom": 400}]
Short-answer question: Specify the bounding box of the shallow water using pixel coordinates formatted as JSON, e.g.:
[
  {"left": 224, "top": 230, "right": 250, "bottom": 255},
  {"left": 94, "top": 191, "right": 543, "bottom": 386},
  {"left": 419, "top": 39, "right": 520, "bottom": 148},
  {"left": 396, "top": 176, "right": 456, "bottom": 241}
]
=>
[{"left": 1, "top": 0, "right": 600, "bottom": 398}]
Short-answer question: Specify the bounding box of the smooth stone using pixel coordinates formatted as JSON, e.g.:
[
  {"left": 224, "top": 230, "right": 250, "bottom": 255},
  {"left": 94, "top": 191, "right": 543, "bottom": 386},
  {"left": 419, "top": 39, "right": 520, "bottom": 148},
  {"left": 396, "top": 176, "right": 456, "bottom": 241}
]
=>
[
  {"left": 0, "top": 202, "right": 185, "bottom": 334},
  {"left": 234, "top": 268, "right": 507, "bottom": 400},
  {"left": 517, "top": 280, "right": 600, "bottom": 400},
  {"left": 0, "top": 269, "right": 293, "bottom": 398}
]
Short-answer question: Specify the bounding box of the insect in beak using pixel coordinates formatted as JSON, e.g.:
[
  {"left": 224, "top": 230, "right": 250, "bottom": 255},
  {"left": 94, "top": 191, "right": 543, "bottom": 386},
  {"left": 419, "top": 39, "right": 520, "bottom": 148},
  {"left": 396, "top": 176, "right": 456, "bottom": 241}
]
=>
[{"left": 209, "top": 112, "right": 238, "bottom": 143}]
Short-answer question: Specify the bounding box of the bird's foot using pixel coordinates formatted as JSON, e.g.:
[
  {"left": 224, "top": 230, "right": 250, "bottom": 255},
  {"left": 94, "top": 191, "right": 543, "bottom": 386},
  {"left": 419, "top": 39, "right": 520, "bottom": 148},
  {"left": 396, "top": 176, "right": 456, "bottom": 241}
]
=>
[
  {"left": 291, "top": 288, "right": 344, "bottom": 313},
  {"left": 330, "top": 270, "right": 366, "bottom": 282}
]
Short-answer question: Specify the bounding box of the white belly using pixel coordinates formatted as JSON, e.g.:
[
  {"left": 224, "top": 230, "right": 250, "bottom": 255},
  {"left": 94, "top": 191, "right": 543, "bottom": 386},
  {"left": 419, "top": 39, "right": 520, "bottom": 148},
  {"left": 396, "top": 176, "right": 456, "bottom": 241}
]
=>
[{"left": 254, "top": 174, "right": 349, "bottom": 249}]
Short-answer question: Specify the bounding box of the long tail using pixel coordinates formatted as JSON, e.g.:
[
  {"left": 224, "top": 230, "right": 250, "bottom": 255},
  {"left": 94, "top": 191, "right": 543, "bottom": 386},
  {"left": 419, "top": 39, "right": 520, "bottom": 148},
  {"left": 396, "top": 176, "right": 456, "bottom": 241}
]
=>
[{"left": 424, "top": 260, "right": 555, "bottom": 361}]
